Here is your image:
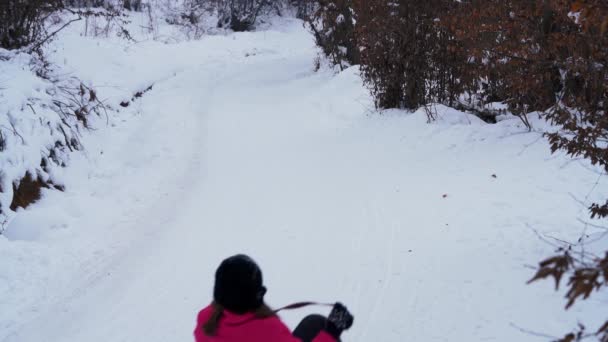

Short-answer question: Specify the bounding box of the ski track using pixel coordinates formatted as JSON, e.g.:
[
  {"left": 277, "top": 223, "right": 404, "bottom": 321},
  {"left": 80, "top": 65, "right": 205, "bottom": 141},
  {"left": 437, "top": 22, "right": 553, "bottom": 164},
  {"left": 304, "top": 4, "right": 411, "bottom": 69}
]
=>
[
  {"left": 2, "top": 19, "right": 608, "bottom": 342},
  {"left": 357, "top": 203, "right": 396, "bottom": 341}
]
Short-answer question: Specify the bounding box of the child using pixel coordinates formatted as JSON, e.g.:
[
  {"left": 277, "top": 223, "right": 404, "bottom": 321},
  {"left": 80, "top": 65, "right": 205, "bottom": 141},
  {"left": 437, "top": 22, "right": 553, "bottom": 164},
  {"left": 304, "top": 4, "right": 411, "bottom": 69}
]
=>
[{"left": 194, "top": 254, "right": 354, "bottom": 342}]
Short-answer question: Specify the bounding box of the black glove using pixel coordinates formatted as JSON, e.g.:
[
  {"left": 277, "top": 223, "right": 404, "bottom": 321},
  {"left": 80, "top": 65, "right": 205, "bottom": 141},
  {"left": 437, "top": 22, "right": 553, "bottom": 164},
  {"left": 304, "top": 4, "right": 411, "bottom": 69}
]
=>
[{"left": 325, "top": 302, "right": 354, "bottom": 340}]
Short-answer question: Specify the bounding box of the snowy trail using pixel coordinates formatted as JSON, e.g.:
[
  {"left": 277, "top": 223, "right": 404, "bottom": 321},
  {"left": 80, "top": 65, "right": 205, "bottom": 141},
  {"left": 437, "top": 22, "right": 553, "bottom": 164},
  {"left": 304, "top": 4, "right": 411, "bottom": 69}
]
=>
[{"left": 2, "top": 19, "right": 607, "bottom": 342}]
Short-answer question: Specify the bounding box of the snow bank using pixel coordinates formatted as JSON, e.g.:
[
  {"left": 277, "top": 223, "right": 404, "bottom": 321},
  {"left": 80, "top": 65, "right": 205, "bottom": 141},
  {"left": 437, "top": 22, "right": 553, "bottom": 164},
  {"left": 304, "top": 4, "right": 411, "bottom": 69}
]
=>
[{"left": 0, "top": 50, "right": 100, "bottom": 230}]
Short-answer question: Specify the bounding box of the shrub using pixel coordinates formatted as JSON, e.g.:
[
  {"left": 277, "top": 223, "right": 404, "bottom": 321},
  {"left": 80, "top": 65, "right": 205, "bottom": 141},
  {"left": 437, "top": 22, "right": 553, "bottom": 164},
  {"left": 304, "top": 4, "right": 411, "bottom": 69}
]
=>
[
  {"left": 293, "top": 0, "right": 316, "bottom": 19},
  {"left": 217, "top": 0, "right": 270, "bottom": 32},
  {"left": 64, "top": 0, "right": 142, "bottom": 11},
  {"left": 305, "top": 0, "right": 358, "bottom": 70},
  {"left": 0, "top": 0, "right": 63, "bottom": 50},
  {"left": 354, "top": 0, "right": 466, "bottom": 111},
  {"left": 122, "top": 0, "right": 143, "bottom": 11}
]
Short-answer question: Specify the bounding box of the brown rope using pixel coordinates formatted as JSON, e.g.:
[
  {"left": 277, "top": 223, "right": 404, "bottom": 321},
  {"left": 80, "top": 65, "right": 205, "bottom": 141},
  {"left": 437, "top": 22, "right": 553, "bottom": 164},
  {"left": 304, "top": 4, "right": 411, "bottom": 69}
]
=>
[
  {"left": 275, "top": 301, "right": 334, "bottom": 313},
  {"left": 225, "top": 301, "right": 334, "bottom": 327}
]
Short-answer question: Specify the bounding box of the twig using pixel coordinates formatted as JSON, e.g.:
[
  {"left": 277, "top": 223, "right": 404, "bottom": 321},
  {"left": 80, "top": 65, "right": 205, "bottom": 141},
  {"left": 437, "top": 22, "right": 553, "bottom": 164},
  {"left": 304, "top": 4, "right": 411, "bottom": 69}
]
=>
[
  {"left": 5, "top": 122, "right": 25, "bottom": 145},
  {"left": 558, "top": 157, "right": 585, "bottom": 170},
  {"left": 29, "top": 16, "right": 83, "bottom": 52},
  {"left": 510, "top": 323, "right": 559, "bottom": 339},
  {"left": 527, "top": 223, "right": 571, "bottom": 249},
  {"left": 57, "top": 125, "right": 74, "bottom": 152},
  {"left": 582, "top": 230, "right": 608, "bottom": 245},
  {"left": 568, "top": 192, "right": 589, "bottom": 209},
  {"left": 576, "top": 218, "right": 608, "bottom": 231},
  {"left": 27, "top": 104, "right": 37, "bottom": 115},
  {"left": 582, "top": 171, "right": 604, "bottom": 208},
  {"left": 517, "top": 134, "right": 544, "bottom": 156}
]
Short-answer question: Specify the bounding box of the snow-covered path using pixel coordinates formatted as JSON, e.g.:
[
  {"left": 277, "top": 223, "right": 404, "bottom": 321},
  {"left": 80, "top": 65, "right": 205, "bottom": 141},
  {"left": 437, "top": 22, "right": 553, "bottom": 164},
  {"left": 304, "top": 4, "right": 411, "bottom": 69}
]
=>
[{"left": 2, "top": 19, "right": 606, "bottom": 342}]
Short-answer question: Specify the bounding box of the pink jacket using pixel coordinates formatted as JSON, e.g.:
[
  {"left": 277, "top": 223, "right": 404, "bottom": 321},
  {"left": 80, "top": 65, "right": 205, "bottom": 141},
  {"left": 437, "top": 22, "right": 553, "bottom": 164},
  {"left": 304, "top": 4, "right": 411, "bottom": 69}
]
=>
[{"left": 194, "top": 305, "right": 336, "bottom": 342}]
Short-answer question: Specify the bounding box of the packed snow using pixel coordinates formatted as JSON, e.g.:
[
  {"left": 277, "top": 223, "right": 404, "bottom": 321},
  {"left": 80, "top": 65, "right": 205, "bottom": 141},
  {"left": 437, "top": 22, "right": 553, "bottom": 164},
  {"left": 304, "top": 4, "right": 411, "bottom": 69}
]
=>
[{"left": 1, "top": 13, "right": 607, "bottom": 342}]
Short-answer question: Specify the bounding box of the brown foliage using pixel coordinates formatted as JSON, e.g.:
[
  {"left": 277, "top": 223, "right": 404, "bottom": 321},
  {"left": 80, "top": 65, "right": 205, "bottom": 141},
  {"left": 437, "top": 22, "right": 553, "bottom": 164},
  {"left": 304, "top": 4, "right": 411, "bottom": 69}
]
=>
[
  {"left": 530, "top": 251, "right": 608, "bottom": 341},
  {"left": 348, "top": 0, "right": 608, "bottom": 127},
  {"left": 10, "top": 173, "right": 46, "bottom": 211},
  {"left": 354, "top": 0, "right": 467, "bottom": 111},
  {"left": 448, "top": 1, "right": 560, "bottom": 127},
  {"left": 528, "top": 253, "right": 573, "bottom": 290},
  {"left": 10, "top": 172, "right": 63, "bottom": 211}
]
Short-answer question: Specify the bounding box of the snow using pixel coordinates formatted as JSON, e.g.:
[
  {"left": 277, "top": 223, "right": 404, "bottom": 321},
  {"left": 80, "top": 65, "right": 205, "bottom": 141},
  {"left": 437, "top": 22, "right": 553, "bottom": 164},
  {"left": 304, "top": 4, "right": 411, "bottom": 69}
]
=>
[
  {"left": 1, "top": 14, "right": 608, "bottom": 342},
  {"left": 0, "top": 49, "right": 89, "bottom": 228}
]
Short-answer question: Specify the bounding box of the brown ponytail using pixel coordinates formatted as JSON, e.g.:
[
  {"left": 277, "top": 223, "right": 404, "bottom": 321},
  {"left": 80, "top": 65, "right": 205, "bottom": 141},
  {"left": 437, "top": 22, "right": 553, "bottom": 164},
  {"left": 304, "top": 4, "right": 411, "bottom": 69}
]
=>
[
  {"left": 253, "top": 303, "right": 276, "bottom": 319},
  {"left": 202, "top": 302, "right": 224, "bottom": 336}
]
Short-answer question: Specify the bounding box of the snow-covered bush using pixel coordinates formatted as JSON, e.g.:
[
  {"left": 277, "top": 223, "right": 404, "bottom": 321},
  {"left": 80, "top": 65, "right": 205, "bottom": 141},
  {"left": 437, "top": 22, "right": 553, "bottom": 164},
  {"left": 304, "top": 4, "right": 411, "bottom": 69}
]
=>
[
  {"left": 160, "top": 0, "right": 293, "bottom": 36},
  {"left": 122, "top": 0, "right": 144, "bottom": 11},
  {"left": 217, "top": 0, "right": 273, "bottom": 32},
  {"left": 304, "top": 0, "right": 358, "bottom": 70},
  {"left": 63, "top": 0, "right": 143, "bottom": 11},
  {"left": 288, "top": 0, "right": 315, "bottom": 19},
  {"left": 161, "top": 0, "right": 220, "bottom": 39},
  {"left": 0, "top": 51, "right": 107, "bottom": 232},
  {"left": 80, "top": 8, "right": 133, "bottom": 39}
]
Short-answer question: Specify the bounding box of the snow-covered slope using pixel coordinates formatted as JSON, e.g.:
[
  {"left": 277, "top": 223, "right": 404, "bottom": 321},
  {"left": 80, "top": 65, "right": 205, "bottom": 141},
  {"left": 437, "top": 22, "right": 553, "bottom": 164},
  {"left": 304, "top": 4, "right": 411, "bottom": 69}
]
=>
[
  {"left": 1, "top": 17, "right": 607, "bottom": 342},
  {"left": 0, "top": 50, "right": 99, "bottom": 229}
]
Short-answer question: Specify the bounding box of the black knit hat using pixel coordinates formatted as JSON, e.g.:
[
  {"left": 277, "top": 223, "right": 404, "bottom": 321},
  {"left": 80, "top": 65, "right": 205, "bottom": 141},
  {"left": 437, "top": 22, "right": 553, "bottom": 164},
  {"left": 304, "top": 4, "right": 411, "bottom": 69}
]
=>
[{"left": 213, "top": 254, "right": 267, "bottom": 314}]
